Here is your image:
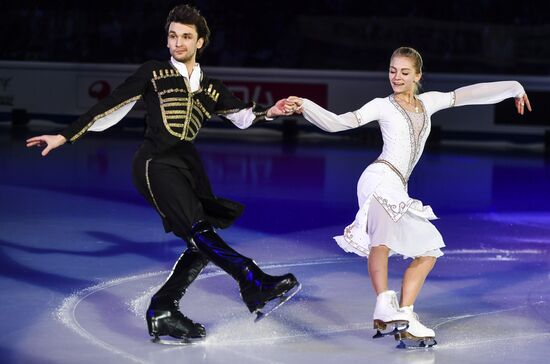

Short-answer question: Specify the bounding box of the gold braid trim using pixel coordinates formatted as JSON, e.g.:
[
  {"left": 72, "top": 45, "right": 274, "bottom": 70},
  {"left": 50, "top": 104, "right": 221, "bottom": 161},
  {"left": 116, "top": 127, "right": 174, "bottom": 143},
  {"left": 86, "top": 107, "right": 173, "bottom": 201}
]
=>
[
  {"left": 164, "top": 110, "right": 188, "bottom": 115},
  {"left": 158, "top": 88, "right": 187, "bottom": 96},
  {"left": 194, "top": 99, "right": 211, "bottom": 119},
  {"left": 216, "top": 108, "right": 241, "bottom": 115},
  {"left": 70, "top": 95, "right": 141, "bottom": 142},
  {"left": 162, "top": 102, "right": 189, "bottom": 108},
  {"left": 145, "top": 159, "right": 166, "bottom": 218},
  {"left": 372, "top": 159, "right": 408, "bottom": 186},
  {"left": 182, "top": 97, "right": 194, "bottom": 139},
  {"left": 189, "top": 114, "right": 202, "bottom": 133},
  {"left": 161, "top": 97, "right": 188, "bottom": 103},
  {"left": 251, "top": 102, "right": 268, "bottom": 117}
]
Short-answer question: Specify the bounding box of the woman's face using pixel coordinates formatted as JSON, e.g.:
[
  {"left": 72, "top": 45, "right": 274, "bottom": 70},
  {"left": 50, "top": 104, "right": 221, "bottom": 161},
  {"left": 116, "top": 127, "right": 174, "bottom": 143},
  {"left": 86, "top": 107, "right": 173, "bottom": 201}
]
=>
[{"left": 388, "top": 56, "right": 421, "bottom": 95}]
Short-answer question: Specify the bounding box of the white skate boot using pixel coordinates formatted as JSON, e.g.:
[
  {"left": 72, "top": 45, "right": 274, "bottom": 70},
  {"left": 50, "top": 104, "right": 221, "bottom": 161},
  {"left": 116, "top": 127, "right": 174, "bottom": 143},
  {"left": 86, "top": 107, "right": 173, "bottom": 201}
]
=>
[
  {"left": 372, "top": 290, "right": 410, "bottom": 339},
  {"left": 395, "top": 305, "right": 437, "bottom": 348}
]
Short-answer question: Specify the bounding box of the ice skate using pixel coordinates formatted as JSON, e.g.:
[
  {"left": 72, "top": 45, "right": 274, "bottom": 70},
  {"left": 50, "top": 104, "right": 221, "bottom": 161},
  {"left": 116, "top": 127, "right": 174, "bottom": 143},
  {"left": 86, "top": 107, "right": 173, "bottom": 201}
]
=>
[
  {"left": 238, "top": 266, "right": 301, "bottom": 322},
  {"left": 146, "top": 248, "right": 209, "bottom": 345},
  {"left": 147, "top": 307, "right": 206, "bottom": 345},
  {"left": 372, "top": 290, "right": 409, "bottom": 338},
  {"left": 394, "top": 305, "right": 437, "bottom": 348},
  {"left": 252, "top": 281, "right": 302, "bottom": 322},
  {"left": 191, "top": 220, "right": 301, "bottom": 322}
]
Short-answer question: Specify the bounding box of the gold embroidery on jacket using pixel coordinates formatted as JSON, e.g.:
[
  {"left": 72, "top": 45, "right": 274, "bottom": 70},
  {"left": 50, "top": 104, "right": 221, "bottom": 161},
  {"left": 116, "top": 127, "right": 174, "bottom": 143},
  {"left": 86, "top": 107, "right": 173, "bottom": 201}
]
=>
[
  {"left": 216, "top": 108, "right": 241, "bottom": 115},
  {"left": 158, "top": 88, "right": 187, "bottom": 96},
  {"left": 204, "top": 83, "right": 220, "bottom": 102},
  {"left": 70, "top": 95, "right": 141, "bottom": 142},
  {"left": 145, "top": 159, "right": 166, "bottom": 218},
  {"left": 151, "top": 69, "right": 201, "bottom": 141},
  {"left": 194, "top": 99, "right": 211, "bottom": 119}
]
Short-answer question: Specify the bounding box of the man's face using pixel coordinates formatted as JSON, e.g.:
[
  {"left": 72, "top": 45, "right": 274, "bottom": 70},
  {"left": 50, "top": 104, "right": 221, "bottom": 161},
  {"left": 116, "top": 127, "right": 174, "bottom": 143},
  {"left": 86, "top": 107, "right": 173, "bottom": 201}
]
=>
[{"left": 167, "top": 22, "right": 204, "bottom": 64}]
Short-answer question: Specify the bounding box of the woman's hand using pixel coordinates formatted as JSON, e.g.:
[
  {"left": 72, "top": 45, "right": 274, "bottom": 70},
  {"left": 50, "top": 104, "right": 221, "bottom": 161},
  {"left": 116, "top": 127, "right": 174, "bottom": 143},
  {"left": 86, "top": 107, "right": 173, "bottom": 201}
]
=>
[
  {"left": 267, "top": 96, "right": 305, "bottom": 117},
  {"left": 515, "top": 93, "right": 532, "bottom": 115},
  {"left": 285, "top": 96, "right": 304, "bottom": 114},
  {"left": 26, "top": 134, "right": 67, "bottom": 156}
]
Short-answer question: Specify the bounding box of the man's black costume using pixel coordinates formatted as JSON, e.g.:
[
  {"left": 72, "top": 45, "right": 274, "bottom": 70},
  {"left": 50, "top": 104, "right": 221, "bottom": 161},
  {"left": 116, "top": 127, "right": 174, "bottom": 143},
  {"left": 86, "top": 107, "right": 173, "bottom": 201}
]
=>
[{"left": 61, "top": 60, "right": 299, "bottom": 342}]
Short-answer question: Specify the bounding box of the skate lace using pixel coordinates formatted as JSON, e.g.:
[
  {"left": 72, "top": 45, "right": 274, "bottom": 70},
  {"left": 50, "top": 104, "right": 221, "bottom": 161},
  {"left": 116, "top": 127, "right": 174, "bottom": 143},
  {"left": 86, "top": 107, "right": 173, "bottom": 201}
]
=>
[
  {"left": 391, "top": 295, "right": 400, "bottom": 310},
  {"left": 173, "top": 311, "right": 195, "bottom": 325},
  {"left": 400, "top": 307, "right": 420, "bottom": 322}
]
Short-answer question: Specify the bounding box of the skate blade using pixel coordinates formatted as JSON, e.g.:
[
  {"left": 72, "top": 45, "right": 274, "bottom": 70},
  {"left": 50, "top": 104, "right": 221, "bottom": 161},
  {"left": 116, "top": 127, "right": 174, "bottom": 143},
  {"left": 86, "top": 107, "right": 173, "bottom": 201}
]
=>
[
  {"left": 372, "top": 320, "right": 409, "bottom": 339},
  {"left": 396, "top": 338, "right": 437, "bottom": 349},
  {"left": 151, "top": 336, "right": 205, "bottom": 346},
  {"left": 395, "top": 333, "right": 437, "bottom": 349},
  {"left": 254, "top": 282, "right": 302, "bottom": 322}
]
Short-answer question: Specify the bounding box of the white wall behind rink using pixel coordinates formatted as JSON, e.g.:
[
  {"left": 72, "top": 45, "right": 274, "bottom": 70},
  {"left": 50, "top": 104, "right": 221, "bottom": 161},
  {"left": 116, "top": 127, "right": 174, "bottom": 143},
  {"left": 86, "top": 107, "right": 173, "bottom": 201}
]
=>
[{"left": 0, "top": 60, "right": 548, "bottom": 138}]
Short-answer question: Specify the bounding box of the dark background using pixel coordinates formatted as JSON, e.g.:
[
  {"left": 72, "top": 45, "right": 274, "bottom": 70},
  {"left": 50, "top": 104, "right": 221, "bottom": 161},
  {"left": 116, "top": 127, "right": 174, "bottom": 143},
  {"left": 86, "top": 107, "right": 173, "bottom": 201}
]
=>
[{"left": 3, "top": 0, "right": 550, "bottom": 75}]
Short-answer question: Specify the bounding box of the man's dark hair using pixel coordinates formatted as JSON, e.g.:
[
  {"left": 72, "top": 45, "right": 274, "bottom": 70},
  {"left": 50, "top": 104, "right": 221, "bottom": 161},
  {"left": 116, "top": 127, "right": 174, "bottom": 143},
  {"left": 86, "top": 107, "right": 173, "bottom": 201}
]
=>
[{"left": 165, "top": 4, "right": 211, "bottom": 55}]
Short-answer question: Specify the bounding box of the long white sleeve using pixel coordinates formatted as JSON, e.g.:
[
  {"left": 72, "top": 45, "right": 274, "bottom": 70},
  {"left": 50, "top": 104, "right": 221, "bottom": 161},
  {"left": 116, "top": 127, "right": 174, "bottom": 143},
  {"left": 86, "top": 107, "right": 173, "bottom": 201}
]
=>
[
  {"left": 225, "top": 108, "right": 257, "bottom": 129},
  {"left": 88, "top": 99, "right": 138, "bottom": 132},
  {"left": 301, "top": 98, "right": 379, "bottom": 133},
  {"left": 454, "top": 81, "right": 524, "bottom": 107}
]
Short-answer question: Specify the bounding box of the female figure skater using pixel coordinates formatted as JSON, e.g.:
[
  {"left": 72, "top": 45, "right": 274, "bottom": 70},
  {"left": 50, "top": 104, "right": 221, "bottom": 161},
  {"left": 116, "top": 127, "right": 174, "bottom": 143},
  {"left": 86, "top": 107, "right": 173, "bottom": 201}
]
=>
[{"left": 289, "top": 47, "right": 531, "bottom": 347}]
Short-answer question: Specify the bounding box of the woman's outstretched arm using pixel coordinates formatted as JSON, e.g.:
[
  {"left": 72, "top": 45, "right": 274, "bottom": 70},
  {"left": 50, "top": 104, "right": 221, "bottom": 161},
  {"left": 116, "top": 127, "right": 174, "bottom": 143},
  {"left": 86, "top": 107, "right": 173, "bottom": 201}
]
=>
[
  {"left": 454, "top": 81, "right": 532, "bottom": 114},
  {"left": 288, "top": 96, "right": 380, "bottom": 133}
]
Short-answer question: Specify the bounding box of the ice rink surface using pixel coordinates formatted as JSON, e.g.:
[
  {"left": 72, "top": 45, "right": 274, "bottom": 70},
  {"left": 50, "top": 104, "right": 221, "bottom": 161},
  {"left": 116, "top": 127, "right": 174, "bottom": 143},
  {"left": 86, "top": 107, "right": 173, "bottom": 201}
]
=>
[{"left": 1, "top": 126, "right": 549, "bottom": 363}]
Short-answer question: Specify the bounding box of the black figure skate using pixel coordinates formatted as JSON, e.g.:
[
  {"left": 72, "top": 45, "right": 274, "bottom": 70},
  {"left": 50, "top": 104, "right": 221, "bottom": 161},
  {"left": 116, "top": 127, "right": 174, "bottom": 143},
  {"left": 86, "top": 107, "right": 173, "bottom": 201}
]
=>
[
  {"left": 147, "top": 248, "right": 209, "bottom": 345},
  {"left": 147, "top": 308, "right": 206, "bottom": 345},
  {"left": 239, "top": 263, "right": 302, "bottom": 322},
  {"left": 191, "top": 220, "right": 301, "bottom": 322}
]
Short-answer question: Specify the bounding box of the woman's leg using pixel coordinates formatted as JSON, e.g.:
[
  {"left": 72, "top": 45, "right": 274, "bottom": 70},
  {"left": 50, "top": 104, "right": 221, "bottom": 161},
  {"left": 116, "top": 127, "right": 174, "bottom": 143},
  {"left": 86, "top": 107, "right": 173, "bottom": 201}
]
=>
[
  {"left": 368, "top": 245, "right": 390, "bottom": 295},
  {"left": 400, "top": 256, "right": 437, "bottom": 307},
  {"left": 397, "top": 256, "right": 438, "bottom": 343},
  {"left": 369, "top": 245, "right": 409, "bottom": 335}
]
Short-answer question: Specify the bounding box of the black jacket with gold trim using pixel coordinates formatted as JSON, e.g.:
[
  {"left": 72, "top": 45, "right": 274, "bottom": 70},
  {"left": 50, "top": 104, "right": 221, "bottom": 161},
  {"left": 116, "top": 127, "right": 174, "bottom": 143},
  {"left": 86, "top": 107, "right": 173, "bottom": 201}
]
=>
[
  {"left": 61, "top": 60, "right": 270, "bottom": 229},
  {"left": 61, "top": 60, "right": 270, "bottom": 156}
]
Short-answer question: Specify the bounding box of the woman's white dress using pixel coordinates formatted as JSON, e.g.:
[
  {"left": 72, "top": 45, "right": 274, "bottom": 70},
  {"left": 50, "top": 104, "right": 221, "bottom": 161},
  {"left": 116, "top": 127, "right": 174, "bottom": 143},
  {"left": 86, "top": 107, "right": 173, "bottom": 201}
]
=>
[{"left": 300, "top": 81, "right": 525, "bottom": 259}]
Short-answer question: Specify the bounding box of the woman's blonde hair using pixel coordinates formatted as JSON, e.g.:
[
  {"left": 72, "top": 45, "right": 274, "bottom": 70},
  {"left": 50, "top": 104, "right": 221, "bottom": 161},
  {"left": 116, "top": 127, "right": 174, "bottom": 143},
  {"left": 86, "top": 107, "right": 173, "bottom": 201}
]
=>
[{"left": 391, "top": 47, "right": 423, "bottom": 94}]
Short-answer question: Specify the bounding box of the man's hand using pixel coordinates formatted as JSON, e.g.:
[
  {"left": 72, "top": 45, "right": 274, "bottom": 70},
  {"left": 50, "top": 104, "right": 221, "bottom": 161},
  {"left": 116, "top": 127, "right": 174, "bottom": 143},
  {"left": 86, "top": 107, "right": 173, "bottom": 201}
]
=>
[
  {"left": 267, "top": 97, "right": 304, "bottom": 117},
  {"left": 26, "top": 134, "right": 67, "bottom": 156}
]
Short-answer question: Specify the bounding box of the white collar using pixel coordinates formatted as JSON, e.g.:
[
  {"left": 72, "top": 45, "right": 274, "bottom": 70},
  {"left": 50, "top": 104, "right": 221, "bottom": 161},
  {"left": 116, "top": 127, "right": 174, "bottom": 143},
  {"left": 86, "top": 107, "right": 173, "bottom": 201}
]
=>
[{"left": 170, "top": 57, "right": 202, "bottom": 92}]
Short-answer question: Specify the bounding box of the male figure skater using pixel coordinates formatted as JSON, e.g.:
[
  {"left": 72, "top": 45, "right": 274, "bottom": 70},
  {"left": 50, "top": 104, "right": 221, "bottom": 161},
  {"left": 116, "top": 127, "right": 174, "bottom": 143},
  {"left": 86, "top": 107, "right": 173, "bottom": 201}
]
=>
[{"left": 27, "top": 4, "right": 300, "bottom": 344}]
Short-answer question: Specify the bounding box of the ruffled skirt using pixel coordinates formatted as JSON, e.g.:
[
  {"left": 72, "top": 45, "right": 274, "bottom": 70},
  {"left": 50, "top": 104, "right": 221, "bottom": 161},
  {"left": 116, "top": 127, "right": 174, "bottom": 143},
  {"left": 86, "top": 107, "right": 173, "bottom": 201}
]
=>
[{"left": 334, "top": 163, "right": 445, "bottom": 259}]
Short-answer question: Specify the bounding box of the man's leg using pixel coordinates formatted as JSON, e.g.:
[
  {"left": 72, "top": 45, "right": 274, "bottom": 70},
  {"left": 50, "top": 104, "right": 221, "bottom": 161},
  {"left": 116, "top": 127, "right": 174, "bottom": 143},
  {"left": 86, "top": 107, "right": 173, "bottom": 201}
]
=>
[
  {"left": 147, "top": 162, "right": 299, "bottom": 319},
  {"left": 146, "top": 247, "right": 209, "bottom": 340},
  {"left": 140, "top": 161, "right": 210, "bottom": 341},
  {"left": 191, "top": 220, "right": 299, "bottom": 314}
]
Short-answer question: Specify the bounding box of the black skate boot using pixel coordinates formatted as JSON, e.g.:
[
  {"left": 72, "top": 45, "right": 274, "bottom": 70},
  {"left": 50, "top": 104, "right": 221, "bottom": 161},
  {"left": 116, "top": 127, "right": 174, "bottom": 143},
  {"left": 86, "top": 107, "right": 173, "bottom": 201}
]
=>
[
  {"left": 146, "top": 248, "right": 209, "bottom": 344},
  {"left": 191, "top": 220, "right": 301, "bottom": 321}
]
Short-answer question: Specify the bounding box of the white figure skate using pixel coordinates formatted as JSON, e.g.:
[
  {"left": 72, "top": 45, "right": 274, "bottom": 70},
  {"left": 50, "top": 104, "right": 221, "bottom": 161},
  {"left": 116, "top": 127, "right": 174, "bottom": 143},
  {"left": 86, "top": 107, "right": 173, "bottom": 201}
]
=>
[
  {"left": 372, "top": 290, "right": 409, "bottom": 339},
  {"left": 395, "top": 305, "right": 437, "bottom": 348}
]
